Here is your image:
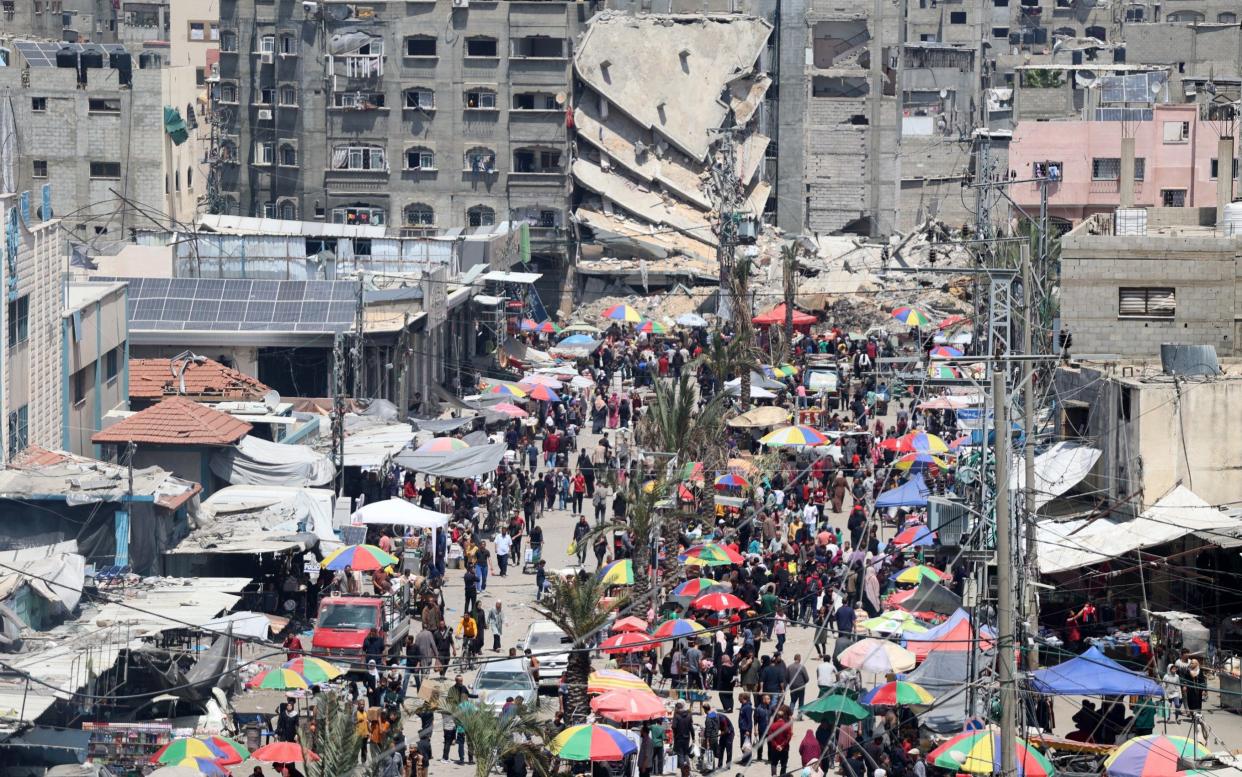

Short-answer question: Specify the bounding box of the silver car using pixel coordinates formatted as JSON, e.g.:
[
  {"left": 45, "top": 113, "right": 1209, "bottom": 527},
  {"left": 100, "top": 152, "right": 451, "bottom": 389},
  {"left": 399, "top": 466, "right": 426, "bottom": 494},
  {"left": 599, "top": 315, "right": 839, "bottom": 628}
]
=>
[{"left": 471, "top": 658, "right": 538, "bottom": 707}]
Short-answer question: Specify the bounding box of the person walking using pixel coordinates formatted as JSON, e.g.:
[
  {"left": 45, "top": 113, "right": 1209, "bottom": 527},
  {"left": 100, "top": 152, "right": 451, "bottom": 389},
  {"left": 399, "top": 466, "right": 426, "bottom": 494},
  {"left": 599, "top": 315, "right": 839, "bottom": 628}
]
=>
[
  {"left": 768, "top": 711, "right": 793, "bottom": 777},
  {"left": 494, "top": 531, "right": 512, "bottom": 577},
  {"left": 638, "top": 724, "right": 655, "bottom": 777},
  {"left": 788, "top": 654, "right": 811, "bottom": 715},
  {"left": 487, "top": 602, "right": 505, "bottom": 652}
]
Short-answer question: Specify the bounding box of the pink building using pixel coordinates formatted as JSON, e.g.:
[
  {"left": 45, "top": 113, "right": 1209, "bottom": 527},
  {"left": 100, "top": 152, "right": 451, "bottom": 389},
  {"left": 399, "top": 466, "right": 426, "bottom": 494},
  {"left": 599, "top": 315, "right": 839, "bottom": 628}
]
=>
[{"left": 1008, "top": 105, "right": 1236, "bottom": 225}]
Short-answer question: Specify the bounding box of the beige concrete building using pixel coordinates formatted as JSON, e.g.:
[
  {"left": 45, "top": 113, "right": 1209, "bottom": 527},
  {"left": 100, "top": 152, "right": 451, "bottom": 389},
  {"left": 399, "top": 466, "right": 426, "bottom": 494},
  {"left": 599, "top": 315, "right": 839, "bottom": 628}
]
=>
[{"left": 64, "top": 281, "right": 128, "bottom": 458}]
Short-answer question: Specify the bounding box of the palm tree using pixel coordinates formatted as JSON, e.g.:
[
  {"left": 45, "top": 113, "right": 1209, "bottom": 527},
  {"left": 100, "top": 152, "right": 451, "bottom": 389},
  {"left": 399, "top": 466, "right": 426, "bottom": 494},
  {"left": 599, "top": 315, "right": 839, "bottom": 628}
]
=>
[
  {"left": 303, "top": 691, "right": 361, "bottom": 777},
  {"left": 637, "top": 373, "right": 730, "bottom": 464},
  {"left": 533, "top": 573, "right": 623, "bottom": 722},
  {"left": 728, "top": 256, "right": 759, "bottom": 408},
  {"left": 434, "top": 698, "right": 550, "bottom": 777},
  {"left": 781, "top": 242, "right": 799, "bottom": 345}
]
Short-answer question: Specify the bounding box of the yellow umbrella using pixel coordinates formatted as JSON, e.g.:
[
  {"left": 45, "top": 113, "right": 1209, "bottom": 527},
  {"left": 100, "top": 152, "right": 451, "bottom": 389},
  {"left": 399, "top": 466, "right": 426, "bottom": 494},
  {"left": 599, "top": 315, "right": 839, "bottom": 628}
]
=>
[{"left": 588, "top": 669, "right": 651, "bottom": 693}]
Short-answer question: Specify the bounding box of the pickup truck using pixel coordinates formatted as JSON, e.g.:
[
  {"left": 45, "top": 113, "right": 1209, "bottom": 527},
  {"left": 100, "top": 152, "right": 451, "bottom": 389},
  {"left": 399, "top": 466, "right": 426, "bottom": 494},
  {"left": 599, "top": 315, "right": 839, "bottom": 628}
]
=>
[{"left": 311, "top": 589, "right": 410, "bottom": 671}]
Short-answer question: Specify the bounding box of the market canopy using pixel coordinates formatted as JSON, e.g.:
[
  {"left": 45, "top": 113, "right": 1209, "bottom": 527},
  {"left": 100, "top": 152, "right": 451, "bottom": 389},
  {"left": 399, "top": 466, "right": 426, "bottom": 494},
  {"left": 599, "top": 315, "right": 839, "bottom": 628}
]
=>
[
  {"left": 354, "top": 498, "right": 449, "bottom": 529},
  {"left": 1028, "top": 645, "right": 1164, "bottom": 697},
  {"left": 1009, "top": 442, "right": 1100, "bottom": 513},
  {"left": 394, "top": 441, "right": 507, "bottom": 478},
  {"left": 876, "top": 474, "right": 930, "bottom": 509},
  {"left": 210, "top": 435, "right": 336, "bottom": 488},
  {"left": 752, "top": 303, "right": 817, "bottom": 328},
  {"left": 409, "top": 416, "right": 474, "bottom": 434},
  {"left": 727, "top": 406, "right": 789, "bottom": 429},
  {"left": 901, "top": 577, "right": 963, "bottom": 616}
]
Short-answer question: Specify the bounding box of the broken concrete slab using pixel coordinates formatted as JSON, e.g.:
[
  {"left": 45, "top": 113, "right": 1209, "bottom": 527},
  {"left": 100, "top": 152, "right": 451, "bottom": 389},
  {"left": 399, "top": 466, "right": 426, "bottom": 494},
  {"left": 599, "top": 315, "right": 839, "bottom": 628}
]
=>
[{"left": 573, "top": 158, "right": 717, "bottom": 245}]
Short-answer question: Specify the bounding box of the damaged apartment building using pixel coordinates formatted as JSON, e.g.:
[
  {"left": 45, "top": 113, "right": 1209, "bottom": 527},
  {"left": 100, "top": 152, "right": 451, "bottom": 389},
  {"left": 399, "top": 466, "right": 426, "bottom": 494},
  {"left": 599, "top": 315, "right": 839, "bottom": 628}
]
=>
[{"left": 570, "top": 11, "right": 774, "bottom": 299}]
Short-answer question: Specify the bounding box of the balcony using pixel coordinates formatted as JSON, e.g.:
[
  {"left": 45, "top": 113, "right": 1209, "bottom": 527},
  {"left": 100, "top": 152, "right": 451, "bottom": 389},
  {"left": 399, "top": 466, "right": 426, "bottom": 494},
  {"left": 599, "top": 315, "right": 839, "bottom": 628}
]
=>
[{"left": 324, "top": 170, "right": 390, "bottom": 193}]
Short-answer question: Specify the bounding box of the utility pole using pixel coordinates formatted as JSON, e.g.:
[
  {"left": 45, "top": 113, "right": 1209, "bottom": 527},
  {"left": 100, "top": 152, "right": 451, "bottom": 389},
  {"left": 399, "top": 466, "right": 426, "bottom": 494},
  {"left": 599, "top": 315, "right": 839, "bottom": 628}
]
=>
[
  {"left": 782, "top": 243, "right": 797, "bottom": 346},
  {"left": 710, "top": 127, "right": 743, "bottom": 320},
  {"left": 1021, "top": 246, "right": 1039, "bottom": 668},
  {"left": 993, "top": 369, "right": 1016, "bottom": 777},
  {"left": 398, "top": 312, "right": 410, "bottom": 416},
  {"left": 332, "top": 332, "right": 347, "bottom": 496},
  {"left": 352, "top": 273, "right": 365, "bottom": 399}
]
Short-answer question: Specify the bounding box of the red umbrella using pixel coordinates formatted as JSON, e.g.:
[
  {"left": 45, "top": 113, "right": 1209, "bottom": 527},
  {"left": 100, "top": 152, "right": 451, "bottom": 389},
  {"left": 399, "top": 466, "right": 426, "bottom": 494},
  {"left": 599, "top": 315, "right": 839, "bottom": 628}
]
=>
[
  {"left": 600, "top": 632, "right": 649, "bottom": 655},
  {"left": 251, "top": 742, "right": 320, "bottom": 763},
  {"left": 611, "top": 616, "right": 649, "bottom": 633},
  {"left": 590, "top": 689, "right": 666, "bottom": 722},
  {"left": 689, "top": 592, "right": 749, "bottom": 611}
]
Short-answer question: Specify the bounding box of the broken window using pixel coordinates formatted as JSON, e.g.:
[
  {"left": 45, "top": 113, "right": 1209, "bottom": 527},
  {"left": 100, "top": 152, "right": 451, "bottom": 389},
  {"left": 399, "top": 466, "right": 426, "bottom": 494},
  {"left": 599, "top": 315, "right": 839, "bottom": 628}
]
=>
[
  {"left": 950, "top": 11, "right": 967, "bottom": 24},
  {"left": 467, "top": 205, "right": 495, "bottom": 227},
  {"left": 464, "top": 147, "right": 497, "bottom": 173},
  {"left": 404, "top": 88, "right": 434, "bottom": 110},
  {"left": 405, "top": 147, "right": 435, "bottom": 170},
  {"left": 1118, "top": 287, "right": 1175, "bottom": 318},
  {"left": 513, "top": 148, "right": 562, "bottom": 173},
  {"left": 513, "top": 92, "right": 558, "bottom": 110},
  {"left": 332, "top": 145, "right": 388, "bottom": 172},
  {"left": 512, "top": 36, "right": 565, "bottom": 58},
  {"left": 334, "top": 92, "right": 385, "bottom": 109},
  {"left": 812, "top": 20, "right": 869, "bottom": 69},
  {"left": 332, "top": 205, "right": 385, "bottom": 225},
  {"left": 88, "top": 98, "right": 120, "bottom": 113},
  {"left": 812, "top": 77, "right": 869, "bottom": 98},
  {"left": 405, "top": 36, "right": 437, "bottom": 57},
  {"left": 279, "top": 144, "right": 297, "bottom": 166},
  {"left": 465, "top": 37, "right": 498, "bottom": 58}
]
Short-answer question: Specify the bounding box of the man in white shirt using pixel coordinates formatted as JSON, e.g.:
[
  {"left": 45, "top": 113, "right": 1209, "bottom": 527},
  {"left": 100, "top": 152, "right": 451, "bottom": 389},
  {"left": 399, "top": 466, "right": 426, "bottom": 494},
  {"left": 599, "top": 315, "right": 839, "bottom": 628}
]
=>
[
  {"left": 816, "top": 659, "right": 839, "bottom": 696},
  {"left": 802, "top": 502, "right": 819, "bottom": 533},
  {"left": 494, "top": 531, "right": 512, "bottom": 577}
]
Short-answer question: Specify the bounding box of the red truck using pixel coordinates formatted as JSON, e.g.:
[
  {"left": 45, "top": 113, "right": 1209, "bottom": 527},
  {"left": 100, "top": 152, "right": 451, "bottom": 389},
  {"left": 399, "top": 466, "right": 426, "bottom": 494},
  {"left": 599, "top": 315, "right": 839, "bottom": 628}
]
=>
[{"left": 311, "top": 589, "right": 411, "bottom": 671}]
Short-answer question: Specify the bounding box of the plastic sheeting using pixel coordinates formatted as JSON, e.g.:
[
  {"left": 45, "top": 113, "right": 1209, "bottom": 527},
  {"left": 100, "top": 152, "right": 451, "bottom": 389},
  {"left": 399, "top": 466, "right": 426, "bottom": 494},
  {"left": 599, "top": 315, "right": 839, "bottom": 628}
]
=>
[
  {"left": 876, "top": 475, "right": 930, "bottom": 508},
  {"left": 909, "top": 644, "right": 987, "bottom": 733},
  {"left": 411, "top": 416, "right": 474, "bottom": 434},
  {"left": 355, "top": 499, "right": 449, "bottom": 528},
  {"left": 1028, "top": 645, "right": 1164, "bottom": 697},
  {"left": 210, "top": 435, "right": 335, "bottom": 488},
  {"left": 1009, "top": 442, "right": 1100, "bottom": 513},
  {"left": 395, "top": 442, "right": 507, "bottom": 478}
]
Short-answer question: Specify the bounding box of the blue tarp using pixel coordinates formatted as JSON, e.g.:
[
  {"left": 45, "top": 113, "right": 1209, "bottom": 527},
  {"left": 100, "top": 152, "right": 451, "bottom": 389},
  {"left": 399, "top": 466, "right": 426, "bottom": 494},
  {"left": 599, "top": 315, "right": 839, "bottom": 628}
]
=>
[
  {"left": 876, "top": 475, "right": 930, "bottom": 508},
  {"left": 1028, "top": 645, "right": 1164, "bottom": 696}
]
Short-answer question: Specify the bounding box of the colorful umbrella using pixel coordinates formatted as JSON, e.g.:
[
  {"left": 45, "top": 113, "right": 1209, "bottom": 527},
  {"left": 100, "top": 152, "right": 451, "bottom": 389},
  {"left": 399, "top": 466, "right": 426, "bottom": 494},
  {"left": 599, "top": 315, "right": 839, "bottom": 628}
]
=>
[
  {"left": 689, "top": 592, "right": 749, "bottom": 611},
  {"left": 892, "top": 564, "right": 950, "bottom": 585},
  {"left": 588, "top": 669, "right": 650, "bottom": 693},
  {"left": 894, "top": 452, "right": 950, "bottom": 470},
  {"left": 600, "top": 632, "right": 650, "bottom": 655},
  {"left": 938, "top": 314, "right": 970, "bottom": 330},
  {"left": 802, "top": 693, "right": 871, "bottom": 724},
  {"left": 246, "top": 667, "right": 311, "bottom": 690},
  {"left": 251, "top": 742, "right": 320, "bottom": 763},
  {"left": 948, "top": 434, "right": 973, "bottom": 450},
  {"left": 486, "top": 382, "right": 527, "bottom": 398},
  {"left": 157, "top": 758, "right": 228, "bottom": 776},
  {"left": 200, "top": 736, "right": 251, "bottom": 765},
  {"left": 680, "top": 542, "right": 744, "bottom": 566},
  {"left": 320, "top": 543, "right": 399, "bottom": 572},
  {"left": 837, "top": 638, "right": 917, "bottom": 674},
  {"left": 521, "top": 373, "right": 563, "bottom": 387},
  {"left": 760, "top": 425, "right": 829, "bottom": 448},
  {"left": 928, "top": 364, "right": 963, "bottom": 379},
  {"left": 671, "top": 579, "right": 723, "bottom": 599},
  {"left": 859, "top": 611, "right": 928, "bottom": 635},
  {"left": 930, "top": 727, "right": 1057, "bottom": 777},
  {"left": 651, "top": 619, "right": 706, "bottom": 640},
  {"left": 492, "top": 402, "right": 529, "bottom": 418},
  {"left": 891, "top": 306, "right": 931, "bottom": 327},
  {"left": 611, "top": 616, "right": 649, "bottom": 633},
  {"left": 1104, "top": 735, "right": 1210, "bottom": 777},
  {"left": 929, "top": 346, "right": 964, "bottom": 359},
  {"left": 891, "top": 524, "right": 936, "bottom": 547},
  {"left": 713, "top": 473, "right": 751, "bottom": 490},
  {"left": 414, "top": 437, "right": 469, "bottom": 454},
  {"left": 590, "top": 689, "right": 666, "bottom": 722},
  {"left": 862, "top": 680, "right": 935, "bottom": 706},
  {"left": 151, "top": 738, "right": 231, "bottom": 765},
  {"left": 519, "top": 318, "right": 539, "bottom": 332},
  {"left": 282, "top": 657, "right": 344, "bottom": 684},
  {"left": 680, "top": 461, "right": 705, "bottom": 483},
  {"left": 537, "top": 320, "right": 562, "bottom": 334},
  {"left": 550, "top": 724, "right": 638, "bottom": 761},
  {"left": 525, "top": 384, "right": 562, "bottom": 402},
  {"left": 636, "top": 320, "right": 667, "bottom": 335},
  {"left": 886, "top": 431, "right": 949, "bottom": 454},
  {"left": 601, "top": 303, "right": 642, "bottom": 323},
  {"left": 777, "top": 363, "right": 799, "bottom": 377},
  {"left": 597, "top": 559, "right": 635, "bottom": 586}
]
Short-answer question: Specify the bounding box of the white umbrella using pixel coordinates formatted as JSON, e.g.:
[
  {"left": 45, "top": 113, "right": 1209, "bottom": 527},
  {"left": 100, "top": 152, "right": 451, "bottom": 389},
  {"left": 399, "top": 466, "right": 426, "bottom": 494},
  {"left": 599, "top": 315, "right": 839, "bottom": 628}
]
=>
[
  {"left": 676, "top": 312, "right": 709, "bottom": 328},
  {"left": 837, "top": 637, "right": 916, "bottom": 674},
  {"left": 522, "top": 373, "right": 563, "bottom": 387},
  {"left": 570, "top": 375, "right": 595, "bottom": 389}
]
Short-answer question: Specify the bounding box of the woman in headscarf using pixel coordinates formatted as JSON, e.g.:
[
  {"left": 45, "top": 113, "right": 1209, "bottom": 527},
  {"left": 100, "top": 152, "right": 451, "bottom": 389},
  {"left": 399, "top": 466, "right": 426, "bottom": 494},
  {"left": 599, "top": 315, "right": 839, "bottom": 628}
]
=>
[
  {"left": 862, "top": 562, "right": 881, "bottom": 617},
  {"left": 607, "top": 393, "right": 620, "bottom": 429}
]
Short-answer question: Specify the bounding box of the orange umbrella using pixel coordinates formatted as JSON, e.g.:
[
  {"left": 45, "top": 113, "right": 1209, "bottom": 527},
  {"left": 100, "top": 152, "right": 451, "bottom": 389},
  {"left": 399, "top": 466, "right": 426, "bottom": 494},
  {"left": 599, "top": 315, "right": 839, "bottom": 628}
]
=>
[
  {"left": 250, "top": 742, "right": 319, "bottom": 763},
  {"left": 611, "top": 616, "right": 649, "bottom": 633},
  {"left": 590, "top": 689, "right": 666, "bottom": 722}
]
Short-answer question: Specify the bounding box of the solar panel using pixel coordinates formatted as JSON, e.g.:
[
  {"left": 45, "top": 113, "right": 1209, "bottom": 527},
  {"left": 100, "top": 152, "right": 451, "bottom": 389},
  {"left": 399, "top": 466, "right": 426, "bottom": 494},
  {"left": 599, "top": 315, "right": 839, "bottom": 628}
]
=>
[
  {"left": 273, "top": 302, "right": 303, "bottom": 323},
  {"left": 221, "top": 280, "right": 251, "bottom": 300},
  {"left": 196, "top": 279, "right": 226, "bottom": 297},
  {"left": 14, "top": 40, "right": 131, "bottom": 68},
  {"left": 189, "top": 300, "right": 222, "bottom": 322},
  {"left": 305, "top": 281, "right": 337, "bottom": 301},
  {"left": 277, "top": 282, "right": 306, "bottom": 301}
]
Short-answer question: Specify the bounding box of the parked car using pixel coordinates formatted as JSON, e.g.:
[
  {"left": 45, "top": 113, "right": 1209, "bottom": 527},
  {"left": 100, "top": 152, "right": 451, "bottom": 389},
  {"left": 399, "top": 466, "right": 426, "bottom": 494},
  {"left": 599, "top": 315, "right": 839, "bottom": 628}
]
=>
[
  {"left": 516, "top": 620, "right": 572, "bottom": 686},
  {"left": 471, "top": 658, "right": 537, "bottom": 707}
]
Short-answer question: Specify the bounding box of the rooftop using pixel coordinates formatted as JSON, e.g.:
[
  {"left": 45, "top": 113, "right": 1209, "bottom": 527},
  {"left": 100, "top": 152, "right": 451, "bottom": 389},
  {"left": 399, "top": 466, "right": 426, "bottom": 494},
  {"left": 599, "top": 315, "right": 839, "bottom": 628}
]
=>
[
  {"left": 65, "top": 281, "right": 127, "bottom": 313},
  {"left": 129, "top": 357, "right": 272, "bottom": 403},
  {"left": 2, "top": 446, "right": 200, "bottom": 509},
  {"left": 92, "top": 397, "right": 253, "bottom": 447}
]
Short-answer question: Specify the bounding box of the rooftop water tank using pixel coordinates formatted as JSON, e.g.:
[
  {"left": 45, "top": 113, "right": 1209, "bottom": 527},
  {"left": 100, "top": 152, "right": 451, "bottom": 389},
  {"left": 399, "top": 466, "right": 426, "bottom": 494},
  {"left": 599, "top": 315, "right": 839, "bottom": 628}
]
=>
[
  {"left": 1160, "top": 344, "right": 1221, "bottom": 376},
  {"left": 1222, "top": 201, "right": 1242, "bottom": 236},
  {"left": 1114, "top": 207, "right": 1147, "bottom": 235}
]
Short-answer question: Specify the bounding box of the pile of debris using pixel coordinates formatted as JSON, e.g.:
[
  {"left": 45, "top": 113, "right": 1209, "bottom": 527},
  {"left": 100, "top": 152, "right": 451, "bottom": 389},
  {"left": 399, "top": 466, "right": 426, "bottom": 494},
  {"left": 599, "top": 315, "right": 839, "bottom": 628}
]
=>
[{"left": 571, "top": 287, "right": 706, "bottom": 324}]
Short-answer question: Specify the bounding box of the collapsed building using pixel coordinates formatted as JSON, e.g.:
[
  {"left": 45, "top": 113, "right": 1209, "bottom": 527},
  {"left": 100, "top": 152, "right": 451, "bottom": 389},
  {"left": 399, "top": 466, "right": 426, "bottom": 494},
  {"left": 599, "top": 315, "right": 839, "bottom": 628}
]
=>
[{"left": 570, "top": 12, "right": 774, "bottom": 302}]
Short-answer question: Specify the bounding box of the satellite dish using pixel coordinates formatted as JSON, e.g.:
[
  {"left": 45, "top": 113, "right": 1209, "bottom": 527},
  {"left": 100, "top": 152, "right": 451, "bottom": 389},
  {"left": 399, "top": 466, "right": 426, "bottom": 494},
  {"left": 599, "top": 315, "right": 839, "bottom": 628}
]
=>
[
  {"left": 939, "top": 89, "right": 948, "bottom": 99},
  {"left": 958, "top": 466, "right": 979, "bottom": 485},
  {"left": 555, "top": 92, "right": 566, "bottom": 105},
  {"left": 262, "top": 389, "right": 282, "bottom": 412}
]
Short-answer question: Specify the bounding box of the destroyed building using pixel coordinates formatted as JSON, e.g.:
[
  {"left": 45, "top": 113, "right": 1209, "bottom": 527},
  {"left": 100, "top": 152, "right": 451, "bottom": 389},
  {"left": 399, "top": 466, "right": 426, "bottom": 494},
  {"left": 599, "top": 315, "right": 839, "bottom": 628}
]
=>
[{"left": 570, "top": 11, "right": 773, "bottom": 301}]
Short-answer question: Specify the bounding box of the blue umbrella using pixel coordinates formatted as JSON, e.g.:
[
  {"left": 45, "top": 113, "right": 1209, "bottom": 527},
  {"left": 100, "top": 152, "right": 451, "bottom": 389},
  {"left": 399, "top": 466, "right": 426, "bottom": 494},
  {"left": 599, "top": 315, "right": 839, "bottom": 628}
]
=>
[{"left": 559, "top": 334, "right": 597, "bottom": 345}]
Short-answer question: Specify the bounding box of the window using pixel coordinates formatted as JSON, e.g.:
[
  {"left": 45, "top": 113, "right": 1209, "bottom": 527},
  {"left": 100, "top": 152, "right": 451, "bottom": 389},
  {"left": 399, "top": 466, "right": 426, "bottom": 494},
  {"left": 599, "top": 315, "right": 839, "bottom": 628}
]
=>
[
  {"left": 331, "top": 145, "right": 388, "bottom": 171},
  {"left": 196, "top": 67, "right": 206, "bottom": 86},
  {"left": 467, "top": 205, "right": 495, "bottom": 227},
  {"left": 7, "top": 296, "right": 28, "bottom": 347},
  {"left": 1163, "top": 121, "right": 1190, "bottom": 143},
  {"left": 993, "top": 0, "right": 1009, "bottom": 5},
  {"left": 1091, "top": 157, "right": 1145, "bottom": 180},
  {"left": 254, "top": 142, "right": 274, "bottom": 166},
  {"left": 465, "top": 89, "right": 497, "bottom": 110},
  {"left": 221, "top": 31, "right": 238, "bottom": 52},
  {"left": 105, "top": 347, "right": 119, "bottom": 382},
  {"left": 1118, "top": 287, "right": 1175, "bottom": 318},
  {"left": 1167, "top": 11, "right": 1204, "bottom": 23},
  {"left": 404, "top": 88, "right": 434, "bottom": 110},
  {"left": 89, "top": 161, "right": 121, "bottom": 179},
  {"left": 333, "top": 91, "right": 385, "bottom": 109},
  {"left": 187, "top": 166, "right": 193, "bottom": 190},
  {"left": 262, "top": 202, "right": 277, "bottom": 219},
  {"left": 512, "top": 148, "right": 562, "bottom": 173},
  {"left": 511, "top": 36, "right": 566, "bottom": 58},
  {"left": 219, "top": 82, "right": 238, "bottom": 103},
  {"left": 1210, "top": 158, "right": 1240, "bottom": 179},
  {"left": 1124, "top": 7, "right": 1144, "bottom": 22},
  {"left": 279, "top": 144, "right": 297, "bottom": 166},
  {"left": 188, "top": 21, "right": 218, "bottom": 41},
  {"left": 513, "top": 92, "right": 557, "bottom": 110},
  {"left": 255, "top": 87, "right": 274, "bottom": 105},
  {"left": 279, "top": 85, "right": 297, "bottom": 106},
  {"left": 174, "top": 170, "right": 181, "bottom": 192},
  {"left": 2, "top": 1, "right": 14, "bottom": 21},
  {"left": 73, "top": 367, "right": 88, "bottom": 405},
  {"left": 331, "top": 206, "right": 385, "bottom": 225},
  {"left": 31, "top": 97, "right": 47, "bottom": 112},
  {"left": 950, "top": 11, "right": 967, "bottom": 24},
  {"left": 7, "top": 406, "right": 28, "bottom": 460},
  {"left": 279, "top": 201, "right": 297, "bottom": 220},
  {"left": 405, "top": 148, "right": 435, "bottom": 170},
  {"left": 404, "top": 203, "right": 434, "bottom": 226},
  {"left": 992, "top": 27, "right": 1009, "bottom": 38},
  {"left": 539, "top": 209, "right": 559, "bottom": 228},
  {"left": 280, "top": 35, "right": 297, "bottom": 55},
  {"left": 88, "top": 98, "right": 120, "bottom": 114},
  {"left": 465, "top": 37, "right": 498, "bottom": 57},
  {"left": 464, "top": 148, "right": 496, "bottom": 173},
  {"left": 258, "top": 35, "right": 275, "bottom": 54},
  {"left": 32, "top": 160, "right": 48, "bottom": 179},
  {"left": 1221, "top": 13, "right": 1238, "bottom": 23},
  {"left": 405, "top": 36, "right": 437, "bottom": 57},
  {"left": 1161, "top": 189, "right": 1187, "bottom": 207}
]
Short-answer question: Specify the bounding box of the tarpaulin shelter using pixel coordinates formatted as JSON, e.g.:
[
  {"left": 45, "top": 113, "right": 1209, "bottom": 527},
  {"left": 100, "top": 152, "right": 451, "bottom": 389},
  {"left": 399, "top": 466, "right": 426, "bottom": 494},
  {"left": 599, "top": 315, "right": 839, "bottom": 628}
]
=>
[
  {"left": 163, "top": 106, "right": 188, "bottom": 145},
  {"left": 752, "top": 303, "right": 817, "bottom": 328},
  {"left": 900, "top": 578, "right": 963, "bottom": 618},
  {"left": 876, "top": 475, "right": 930, "bottom": 509},
  {"left": 355, "top": 498, "right": 451, "bottom": 556},
  {"left": 905, "top": 608, "right": 993, "bottom": 661},
  {"left": 394, "top": 441, "right": 507, "bottom": 478},
  {"left": 211, "top": 435, "right": 336, "bottom": 488},
  {"left": 1028, "top": 645, "right": 1164, "bottom": 696},
  {"left": 908, "top": 643, "right": 988, "bottom": 734}
]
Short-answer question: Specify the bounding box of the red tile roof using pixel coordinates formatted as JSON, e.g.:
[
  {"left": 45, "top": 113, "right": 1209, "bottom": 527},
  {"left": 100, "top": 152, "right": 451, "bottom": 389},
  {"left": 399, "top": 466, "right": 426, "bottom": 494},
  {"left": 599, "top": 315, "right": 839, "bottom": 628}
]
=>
[
  {"left": 129, "top": 357, "right": 271, "bottom": 402},
  {"left": 92, "top": 397, "right": 253, "bottom": 447}
]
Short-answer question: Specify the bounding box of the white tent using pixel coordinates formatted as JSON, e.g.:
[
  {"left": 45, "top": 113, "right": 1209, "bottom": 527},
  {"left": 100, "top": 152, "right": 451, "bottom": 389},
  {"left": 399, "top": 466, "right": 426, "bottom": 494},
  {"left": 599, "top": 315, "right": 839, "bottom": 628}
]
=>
[{"left": 354, "top": 499, "right": 449, "bottom": 529}]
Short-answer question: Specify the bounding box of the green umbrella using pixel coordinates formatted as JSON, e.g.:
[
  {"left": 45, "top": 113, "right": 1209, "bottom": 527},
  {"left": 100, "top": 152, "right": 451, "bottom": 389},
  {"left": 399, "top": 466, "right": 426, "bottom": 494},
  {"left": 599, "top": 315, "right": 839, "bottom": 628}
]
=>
[{"left": 803, "top": 693, "right": 871, "bottom": 724}]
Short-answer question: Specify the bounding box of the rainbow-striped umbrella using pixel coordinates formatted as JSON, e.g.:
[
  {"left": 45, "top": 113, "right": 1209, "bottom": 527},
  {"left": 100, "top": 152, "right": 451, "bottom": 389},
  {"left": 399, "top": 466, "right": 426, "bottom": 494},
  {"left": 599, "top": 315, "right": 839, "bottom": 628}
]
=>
[
  {"left": 550, "top": 724, "right": 638, "bottom": 761},
  {"left": 1104, "top": 735, "right": 1210, "bottom": 777},
  {"left": 929, "top": 364, "right": 963, "bottom": 379},
  {"left": 524, "top": 383, "right": 562, "bottom": 402},
  {"left": 600, "top": 632, "right": 649, "bottom": 655},
  {"left": 713, "top": 473, "right": 750, "bottom": 491},
  {"left": 759, "top": 425, "right": 829, "bottom": 448},
  {"left": 930, "top": 727, "right": 1057, "bottom": 777},
  {"left": 151, "top": 738, "right": 232, "bottom": 766},
  {"left": 651, "top": 618, "right": 706, "bottom": 640},
  {"left": 201, "top": 736, "right": 250, "bottom": 765},
  {"left": 883, "top": 431, "right": 948, "bottom": 454},
  {"left": 892, "top": 564, "right": 951, "bottom": 585},
  {"left": 157, "top": 758, "right": 228, "bottom": 776},
  {"left": 488, "top": 382, "right": 527, "bottom": 398},
  {"left": 894, "top": 452, "right": 950, "bottom": 470},
  {"left": 519, "top": 318, "right": 539, "bottom": 332},
  {"left": 891, "top": 306, "right": 931, "bottom": 327},
  {"left": 597, "top": 559, "right": 635, "bottom": 586},
  {"left": 671, "top": 578, "right": 723, "bottom": 600},
  {"left": 588, "top": 669, "right": 650, "bottom": 693},
  {"left": 320, "top": 544, "right": 400, "bottom": 572},
  {"left": 247, "top": 667, "right": 311, "bottom": 690},
  {"left": 601, "top": 303, "right": 642, "bottom": 322},
  {"left": 537, "top": 320, "right": 562, "bottom": 334},
  {"left": 862, "top": 680, "right": 935, "bottom": 706},
  {"left": 415, "top": 437, "right": 469, "bottom": 454},
  {"left": 679, "top": 542, "right": 744, "bottom": 566},
  {"left": 929, "top": 346, "right": 964, "bottom": 359},
  {"left": 282, "top": 657, "right": 344, "bottom": 684},
  {"left": 636, "top": 320, "right": 667, "bottom": 335},
  {"left": 892, "top": 524, "right": 936, "bottom": 547},
  {"left": 859, "top": 610, "right": 929, "bottom": 635}
]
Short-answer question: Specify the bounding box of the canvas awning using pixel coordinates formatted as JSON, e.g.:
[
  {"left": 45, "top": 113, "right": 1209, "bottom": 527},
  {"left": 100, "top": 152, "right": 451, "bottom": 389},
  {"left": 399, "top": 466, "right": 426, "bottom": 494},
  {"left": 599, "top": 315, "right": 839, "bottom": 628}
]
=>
[
  {"left": 876, "top": 475, "right": 929, "bottom": 509},
  {"left": 394, "top": 442, "right": 506, "bottom": 478},
  {"left": 1029, "top": 645, "right": 1164, "bottom": 696},
  {"left": 354, "top": 499, "right": 449, "bottom": 529},
  {"left": 752, "top": 303, "right": 816, "bottom": 327},
  {"left": 1009, "top": 442, "right": 1100, "bottom": 512},
  {"left": 211, "top": 435, "right": 335, "bottom": 488},
  {"left": 726, "top": 406, "right": 789, "bottom": 429}
]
